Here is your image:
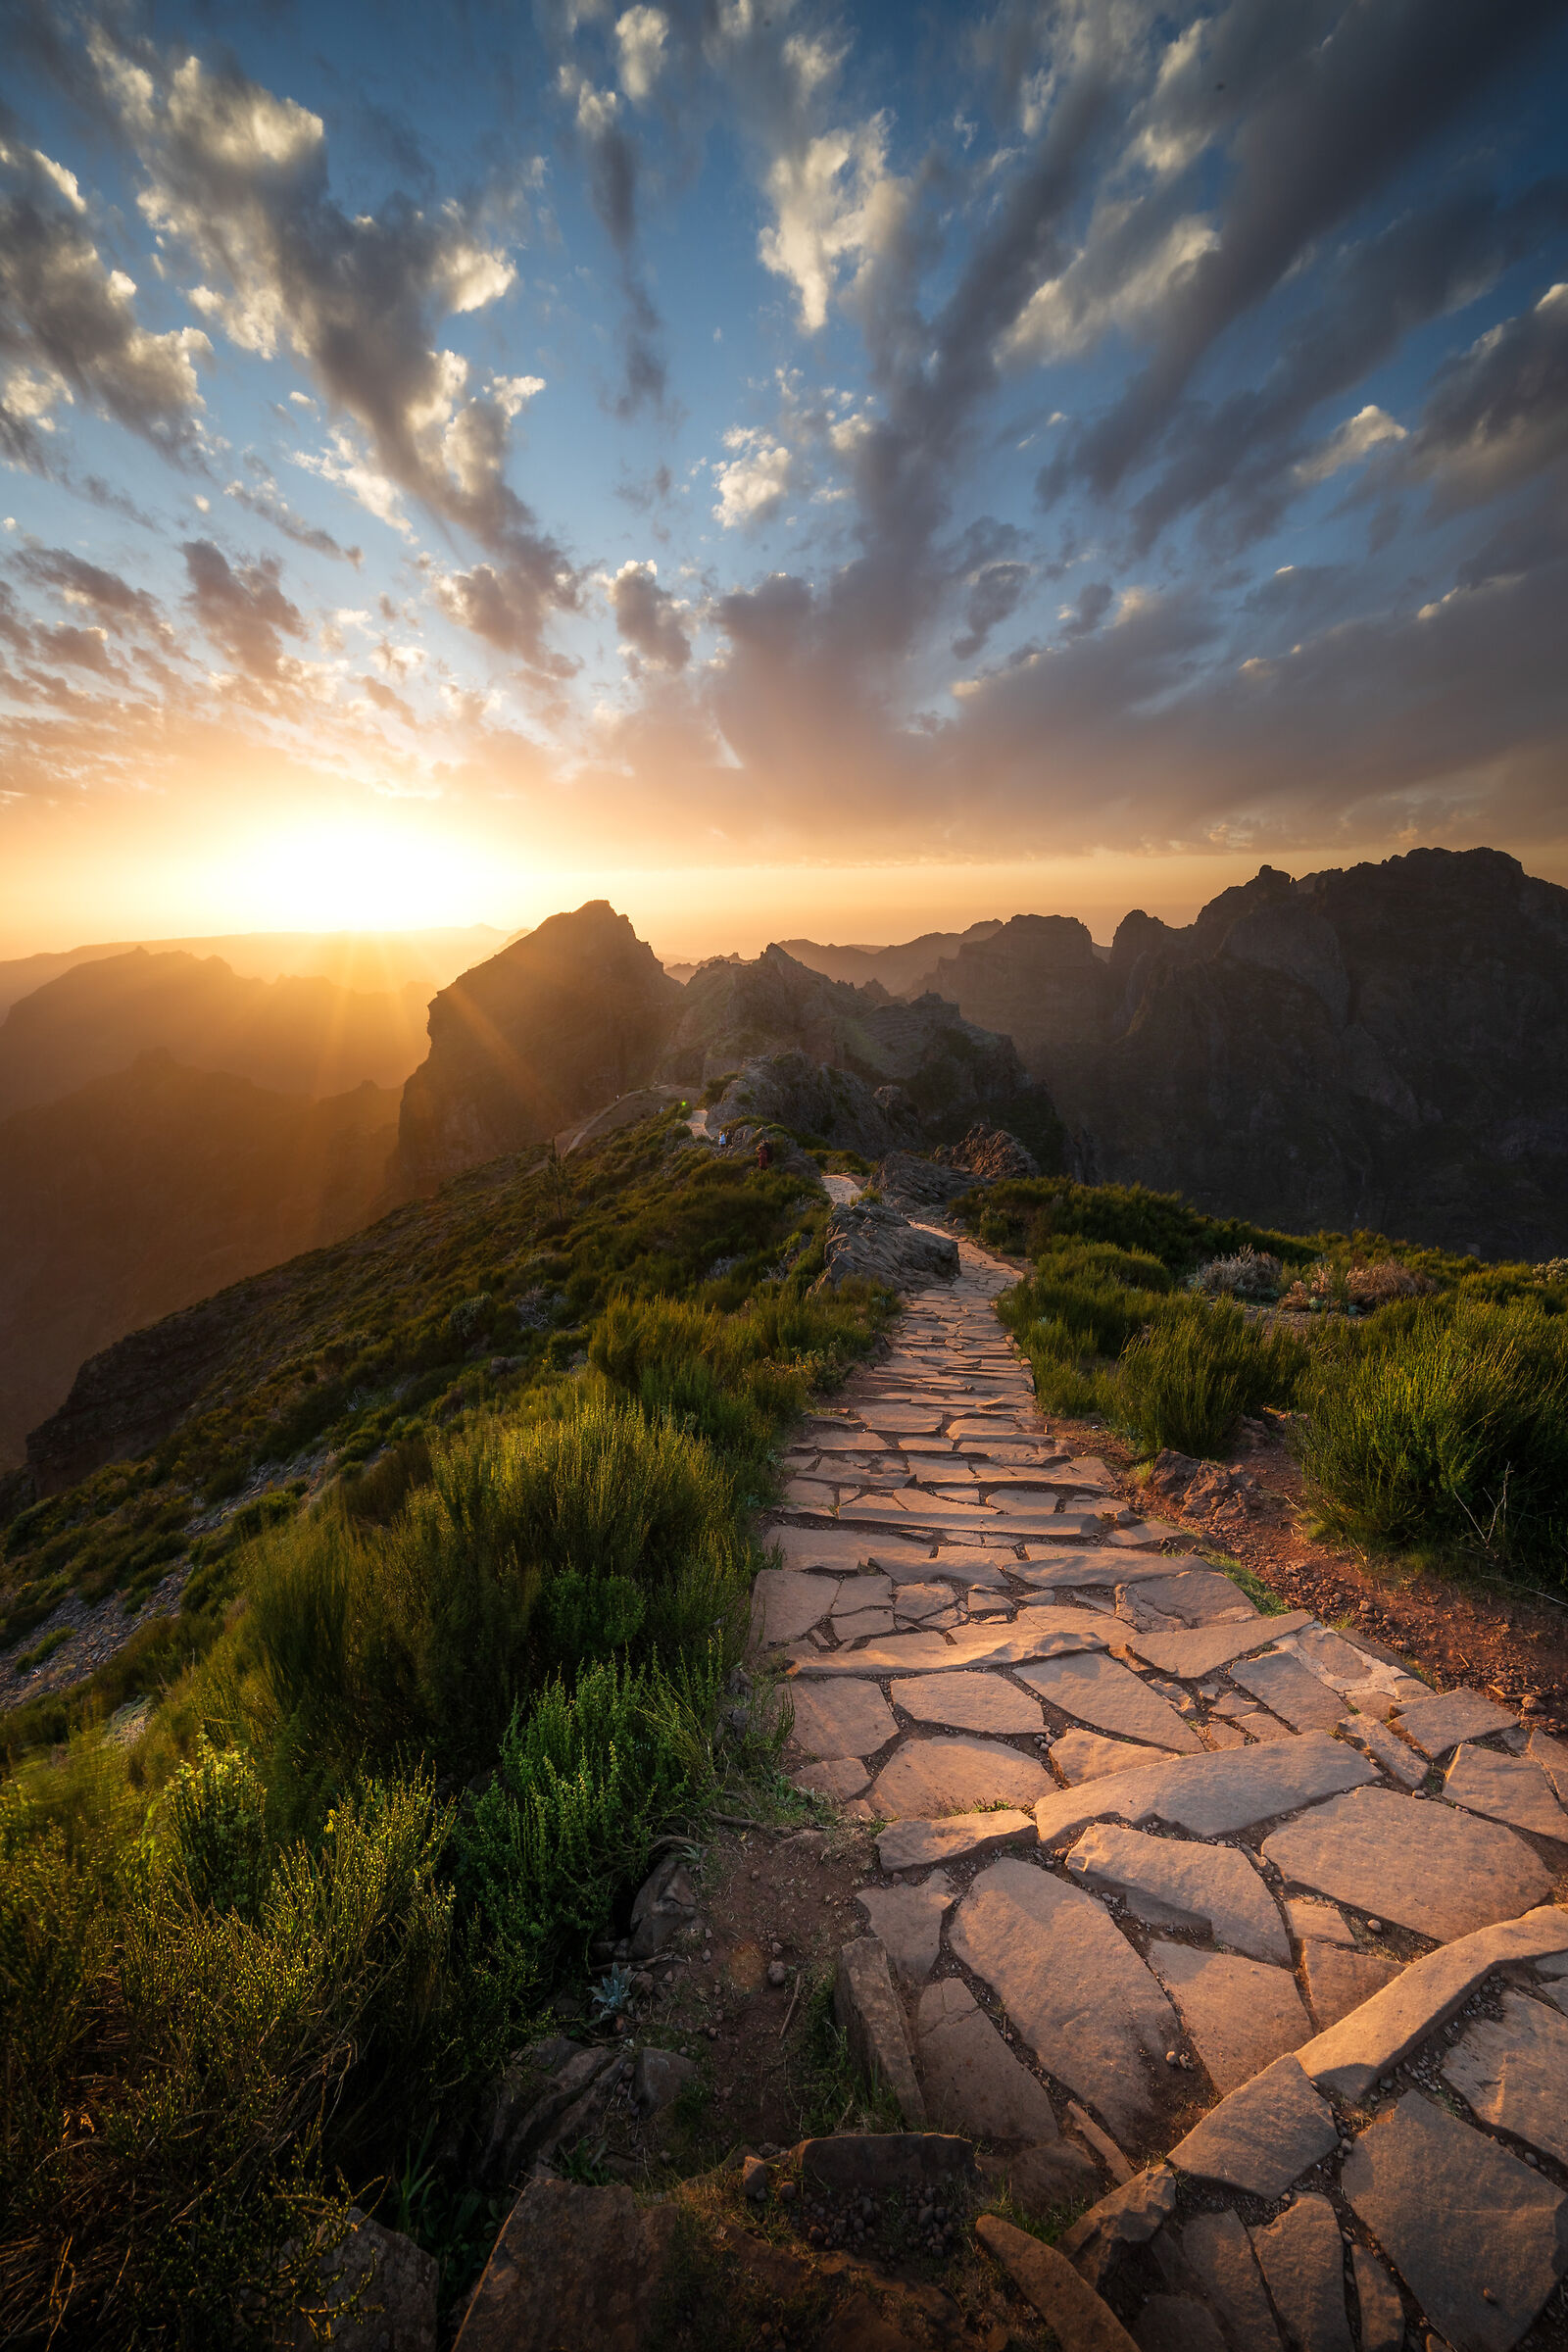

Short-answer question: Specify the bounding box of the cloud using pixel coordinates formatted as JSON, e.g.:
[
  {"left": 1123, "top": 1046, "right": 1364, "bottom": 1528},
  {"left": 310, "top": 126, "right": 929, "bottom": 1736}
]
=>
[
  {"left": 182, "top": 538, "right": 307, "bottom": 679},
  {"left": 615, "top": 7, "right": 668, "bottom": 104},
  {"left": 95, "top": 37, "right": 579, "bottom": 663},
  {"left": 1042, "top": 0, "right": 1565, "bottom": 506},
  {"left": 0, "top": 136, "right": 211, "bottom": 467},
  {"left": 16, "top": 545, "right": 169, "bottom": 634},
  {"left": 1292, "top": 404, "right": 1406, "bottom": 487},
  {"left": 952, "top": 560, "right": 1031, "bottom": 660},
  {"left": 1393, "top": 283, "right": 1568, "bottom": 514},
  {"left": 609, "top": 559, "right": 690, "bottom": 669},
  {"left": 712, "top": 429, "right": 795, "bottom": 528}
]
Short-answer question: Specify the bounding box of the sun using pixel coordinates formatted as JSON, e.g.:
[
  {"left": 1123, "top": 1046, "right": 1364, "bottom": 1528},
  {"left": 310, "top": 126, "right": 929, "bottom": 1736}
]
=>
[{"left": 223, "top": 816, "right": 495, "bottom": 933}]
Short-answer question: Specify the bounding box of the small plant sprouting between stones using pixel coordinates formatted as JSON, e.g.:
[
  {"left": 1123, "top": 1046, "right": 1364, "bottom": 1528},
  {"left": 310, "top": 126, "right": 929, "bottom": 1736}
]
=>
[{"left": 591, "top": 1963, "right": 634, "bottom": 2021}]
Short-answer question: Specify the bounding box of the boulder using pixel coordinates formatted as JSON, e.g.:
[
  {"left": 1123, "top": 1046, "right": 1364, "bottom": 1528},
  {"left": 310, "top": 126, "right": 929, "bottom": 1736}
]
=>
[
  {"left": 834, "top": 1937, "right": 926, "bottom": 2127},
  {"left": 454, "top": 2180, "right": 678, "bottom": 2351},
  {"left": 628, "top": 1852, "right": 699, "bottom": 1960},
  {"left": 703, "top": 1050, "right": 919, "bottom": 1159},
  {"left": 299, "top": 2213, "right": 437, "bottom": 2352},
  {"left": 816, "top": 1200, "right": 958, "bottom": 1292},
  {"left": 932, "top": 1122, "right": 1040, "bottom": 1179}
]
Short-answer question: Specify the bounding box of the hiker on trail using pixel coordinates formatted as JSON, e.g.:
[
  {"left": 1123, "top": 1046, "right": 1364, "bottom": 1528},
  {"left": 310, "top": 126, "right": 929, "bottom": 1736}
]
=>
[{"left": 756, "top": 1136, "right": 773, "bottom": 1170}]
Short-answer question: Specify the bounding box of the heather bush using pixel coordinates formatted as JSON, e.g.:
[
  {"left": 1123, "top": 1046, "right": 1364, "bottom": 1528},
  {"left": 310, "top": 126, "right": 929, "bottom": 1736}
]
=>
[
  {"left": 1296, "top": 1297, "right": 1568, "bottom": 1576},
  {"left": 1191, "top": 1248, "right": 1285, "bottom": 1301},
  {"left": 1112, "top": 1299, "right": 1310, "bottom": 1456}
]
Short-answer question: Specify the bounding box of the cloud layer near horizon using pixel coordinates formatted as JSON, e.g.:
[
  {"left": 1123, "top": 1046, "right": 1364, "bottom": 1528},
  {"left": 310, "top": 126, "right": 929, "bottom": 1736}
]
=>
[{"left": 1, "top": 0, "right": 1565, "bottom": 912}]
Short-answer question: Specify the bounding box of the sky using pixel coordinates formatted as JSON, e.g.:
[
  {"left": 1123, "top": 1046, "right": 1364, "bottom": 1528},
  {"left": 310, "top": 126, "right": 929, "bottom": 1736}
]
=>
[{"left": 1, "top": 0, "right": 1565, "bottom": 961}]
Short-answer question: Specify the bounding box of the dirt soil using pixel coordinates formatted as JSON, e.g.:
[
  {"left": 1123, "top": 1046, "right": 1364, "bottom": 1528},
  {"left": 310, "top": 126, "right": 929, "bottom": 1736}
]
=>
[{"left": 1072, "top": 1404, "right": 1568, "bottom": 1738}]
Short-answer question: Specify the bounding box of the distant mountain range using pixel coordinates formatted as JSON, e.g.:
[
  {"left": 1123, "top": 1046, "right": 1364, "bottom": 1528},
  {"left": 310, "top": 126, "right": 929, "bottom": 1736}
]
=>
[
  {"left": 5, "top": 844, "right": 1564, "bottom": 1476},
  {"left": 0, "top": 923, "right": 507, "bottom": 1020},
  {"left": 0, "top": 1054, "right": 397, "bottom": 1466}
]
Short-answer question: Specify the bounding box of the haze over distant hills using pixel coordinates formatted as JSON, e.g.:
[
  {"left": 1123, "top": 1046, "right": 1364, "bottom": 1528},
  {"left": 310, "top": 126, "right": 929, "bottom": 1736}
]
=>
[
  {"left": 0, "top": 949, "right": 435, "bottom": 1118},
  {"left": 0, "top": 924, "right": 507, "bottom": 1021},
  {"left": 777, "top": 924, "right": 1005, "bottom": 997},
  {"left": 0, "top": 1055, "right": 398, "bottom": 1465}
]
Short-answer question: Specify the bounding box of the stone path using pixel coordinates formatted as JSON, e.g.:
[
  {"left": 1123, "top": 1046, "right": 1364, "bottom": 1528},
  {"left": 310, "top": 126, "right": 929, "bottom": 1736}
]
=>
[{"left": 755, "top": 1231, "right": 1568, "bottom": 2350}]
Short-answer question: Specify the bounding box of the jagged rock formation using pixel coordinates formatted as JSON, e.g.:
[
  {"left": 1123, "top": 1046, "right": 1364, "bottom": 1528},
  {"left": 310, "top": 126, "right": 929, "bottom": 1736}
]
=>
[
  {"left": 934, "top": 1122, "right": 1040, "bottom": 1181},
  {"left": 704, "top": 1051, "right": 922, "bottom": 1160},
  {"left": 659, "top": 944, "right": 1061, "bottom": 1154},
  {"left": 815, "top": 1200, "right": 960, "bottom": 1291},
  {"left": 0, "top": 946, "right": 429, "bottom": 1116},
  {"left": 0, "top": 1054, "right": 397, "bottom": 1470},
  {"left": 396, "top": 903, "right": 683, "bottom": 1193},
  {"left": 923, "top": 850, "right": 1568, "bottom": 1256}
]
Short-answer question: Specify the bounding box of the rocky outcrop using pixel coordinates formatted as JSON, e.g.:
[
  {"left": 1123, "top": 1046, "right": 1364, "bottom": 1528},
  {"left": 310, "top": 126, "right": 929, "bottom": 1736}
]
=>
[
  {"left": 815, "top": 1200, "right": 958, "bottom": 1291},
  {"left": 924, "top": 851, "right": 1568, "bottom": 1256},
  {"left": 933, "top": 1122, "right": 1039, "bottom": 1180},
  {"left": 397, "top": 904, "right": 682, "bottom": 1193},
  {"left": 0, "top": 1054, "right": 398, "bottom": 1471},
  {"left": 779, "top": 920, "right": 1003, "bottom": 996},
  {"left": 661, "top": 944, "right": 1061, "bottom": 1152},
  {"left": 704, "top": 1051, "right": 922, "bottom": 1159}
]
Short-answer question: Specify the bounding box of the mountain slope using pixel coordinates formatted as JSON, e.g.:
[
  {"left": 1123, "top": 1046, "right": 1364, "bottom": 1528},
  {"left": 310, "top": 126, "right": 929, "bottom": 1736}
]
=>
[
  {"left": 776, "top": 920, "right": 1003, "bottom": 995},
  {"left": 0, "top": 1054, "right": 398, "bottom": 1467},
  {"left": 0, "top": 947, "right": 430, "bottom": 1115}
]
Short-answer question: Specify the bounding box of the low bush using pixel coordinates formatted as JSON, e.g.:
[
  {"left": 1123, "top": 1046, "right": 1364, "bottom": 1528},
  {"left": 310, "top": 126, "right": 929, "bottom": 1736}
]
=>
[
  {"left": 1296, "top": 1297, "right": 1568, "bottom": 1577},
  {"left": 1191, "top": 1249, "right": 1285, "bottom": 1301},
  {"left": 1113, "top": 1300, "right": 1310, "bottom": 1456}
]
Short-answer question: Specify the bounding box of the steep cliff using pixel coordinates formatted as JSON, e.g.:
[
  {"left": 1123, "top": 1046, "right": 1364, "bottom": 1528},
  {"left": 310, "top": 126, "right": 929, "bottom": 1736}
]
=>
[
  {"left": 919, "top": 914, "right": 1118, "bottom": 1064},
  {"left": 396, "top": 902, "right": 683, "bottom": 1193},
  {"left": 1043, "top": 850, "right": 1568, "bottom": 1255},
  {"left": 0, "top": 1054, "right": 398, "bottom": 1468}
]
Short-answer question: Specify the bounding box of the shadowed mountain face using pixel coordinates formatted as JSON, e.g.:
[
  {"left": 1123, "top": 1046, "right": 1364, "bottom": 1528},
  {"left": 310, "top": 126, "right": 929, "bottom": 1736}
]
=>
[
  {"left": 0, "top": 947, "right": 431, "bottom": 1116},
  {"left": 923, "top": 849, "right": 1568, "bottom": 1256},
  {"left": 0, "top": 1054, "right": 398, "bottom": 1468},
  {"left": 396, "top": 902, "right": 685, "bottom": 1193}
]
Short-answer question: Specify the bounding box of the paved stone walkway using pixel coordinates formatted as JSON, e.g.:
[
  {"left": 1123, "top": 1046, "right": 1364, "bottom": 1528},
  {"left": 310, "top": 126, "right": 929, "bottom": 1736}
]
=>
[{"left": 756, "top": 1232, "right": 1568, "bottom": 2350}]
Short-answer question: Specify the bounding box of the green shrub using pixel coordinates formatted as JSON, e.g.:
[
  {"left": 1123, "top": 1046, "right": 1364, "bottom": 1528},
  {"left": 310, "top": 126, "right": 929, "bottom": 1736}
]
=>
[
  {"left": 958, "top": 1176, "right": 1313, "bottom": 1273},
  {"left": 163, "top": 1736, "right": 270, "bottom": 1918},
  {"left": 1112, "top": 1300, "right": 1309, "bottom": 1456},
  {"left": 0, "top": 1771, "right": 456, "bottom": 2348},
  {"left": 1296, "top": 1298, "right": 1568, "bottom": 1577},
  {"left": 454, "top": 1651, "right": 719, "bottom": 2029}
]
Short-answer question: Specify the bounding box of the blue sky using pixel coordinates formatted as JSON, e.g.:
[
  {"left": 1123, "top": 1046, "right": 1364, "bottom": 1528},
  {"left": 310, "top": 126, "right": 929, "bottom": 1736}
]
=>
[{"left": 1, "top": 0, "right": 1566, "bottom": 955}]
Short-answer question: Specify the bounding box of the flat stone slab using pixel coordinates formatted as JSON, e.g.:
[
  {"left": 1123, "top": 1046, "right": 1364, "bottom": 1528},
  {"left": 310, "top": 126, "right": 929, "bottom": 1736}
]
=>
[
  {"left": 1445, "top": 1742, "right": 1568, "bottom": 1841},
  {"left": 1067, "top": 1822, "right": 1289, "bottom": 1962},
  {"left": 792, "top": 1758, "right": 869, "bottom": 1800},
  {"left": 950, "top": 1857, "right": 1178, "bottom": 2139},
  {"left": 1260, "top": 1786, "right": 1551, "bottom": 1942},
  {"left": 795, "top": 1614, "right": 1107, "bottom": 1676},
  {"left": 891, "top": 1671, "right": 1045, "bottom": 1736},
  {"left": 876, "top": 1810, "right": 1038, "bottom": 1872},
  {"left": 857, "top": 1407, "right": 945, "bottom": 1433},
  {"left": 1296, "top": 1906, "right": 1568, "bottom": 2101},
  {"left": 1122, "top": 1612, "right": 1314, "bottom": 1680},
  {"left": 1051, "top": 1729, "right": 1169, "bottom": 1786},
  {"left": 830, "top": 1573, "right": 894, "bottom": 1616},
  {"left": 764, "top": 1523, "right": 930, "bottom": 1573},
  {"left": 805, "top": 1426, "right": 889, "bottom": 1450},
  {"left": 1350, "top": 2247, "right": 1404, "bottom": 2352},
  {"left": 1150, "top": 1942, "right": 1310, "bottom": 2094},
  {"left": 753, "top": 1570, "right": 839, "bottom": 1645},
  {"left": 1343, "top": 2091, "right": 1568, "bottom": 2351},
  {"left": 1529, "top": 1727, "right": 1568, "bottom": 1807},
  {"left": 1020, "top": 1549, "right": 1190, "bottom": 1589},
  {"left": 1033, "top": 1731, "right": 1378, "bottom": 1848},
  {"left": 1393, "top": 1687, "right": 1516, "bottom": 1756},
  {"left": 1343, "top": 1714, "right": 1426, "bottom": 1788},
  {"left": 1228, "top": 1649, "right": 1348, "bottom": 1733},
  {"left": 1117, "top": 1569, "right": 1257, "bottom": 1627},
  {"left": 1299, "top": 1940, "right": 1403, "bottom": 2032},
  {"left": 1182, "top": 2210, "right": 1285, "bottom": 2350},
  {"left": 1444, "top": 1988, "right": 1568, "bottom": 2170},
  {"left": 1168, "top": 2052, "right": 1337, "bottom": 2200},
  {"left": 1250, "top": 2193, "right": 1353, "bottom": 2352},
  {"left": 891, "top": 1585, "right": 962, "bottom": 1628},
  {"left": 787, "top": 1678, "right": 899, "bottom": 1761},
  {"left": 869, "top": 1735, "right": 1054, "bottom": 1821},
  {"left": 916, "top": 1977, "right": 1062, "bottom": 2143},
  {"left": 1018, "top": 1651, "right": 1201, "bottom": 1752},
  {"left": 1286, "top": 1895, "right": 1354, "bottom": 1948},
  {"left": 855, "top": 1875, "right": 955, "bottom": 1984}
]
